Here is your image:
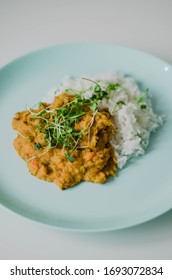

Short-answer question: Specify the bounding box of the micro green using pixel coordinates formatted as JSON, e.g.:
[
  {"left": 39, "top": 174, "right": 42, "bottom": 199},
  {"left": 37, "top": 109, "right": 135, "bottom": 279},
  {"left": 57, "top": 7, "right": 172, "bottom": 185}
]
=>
[
  {"left": 94, "top": 85, "right": 101, "bottom": 92},
  {"left": 34, "top": 143, "right": 42, "bottom": 150},
  {"left": 107, "top": 83, "right": 121, "bottom": 92},
  {"left": 65, "top": 153, "right": 75, "bottom": 163},
  {"left": 136, "top": 88, "right": 149, "bottom": 103},
  {"left": 140, "top": 104, "right": 147, "bottom": 109},
  {"left": 82, "top": 77, "right": 108, "bottom": 102},
  {"left": 116, "top": 100, "right": 126, "bottom": 105},
  {"left": 39, "top": 101, "right": 44, "bottom": 106}
]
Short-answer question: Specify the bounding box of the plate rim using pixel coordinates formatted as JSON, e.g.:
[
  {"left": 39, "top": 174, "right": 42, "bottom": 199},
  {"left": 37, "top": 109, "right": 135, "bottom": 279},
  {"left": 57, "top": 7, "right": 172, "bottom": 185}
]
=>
[
  {"left": 0, "top": 200, "right": 171, "bottom": 232},
  {"left": 1, "top": 42, "right": 172, "bottom": 71}
]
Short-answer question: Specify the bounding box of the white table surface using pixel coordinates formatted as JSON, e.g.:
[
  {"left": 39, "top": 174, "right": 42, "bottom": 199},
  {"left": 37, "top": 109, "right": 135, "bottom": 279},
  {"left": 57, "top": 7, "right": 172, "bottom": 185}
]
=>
[{"left": 0, "top": 0, "right": 172, "bottom": 260}]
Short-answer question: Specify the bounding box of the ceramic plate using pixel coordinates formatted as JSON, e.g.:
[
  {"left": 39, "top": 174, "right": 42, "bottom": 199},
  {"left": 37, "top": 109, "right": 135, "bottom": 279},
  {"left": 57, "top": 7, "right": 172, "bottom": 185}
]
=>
[{"left": 0, "top": 43, "right": 172, "bottom": 231}]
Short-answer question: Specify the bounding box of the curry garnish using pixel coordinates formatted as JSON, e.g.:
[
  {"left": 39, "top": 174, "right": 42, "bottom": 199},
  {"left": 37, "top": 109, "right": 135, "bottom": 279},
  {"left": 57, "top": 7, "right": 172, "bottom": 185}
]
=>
[{"left": 28, "top": 95, "right": 99, "bottom": 161}]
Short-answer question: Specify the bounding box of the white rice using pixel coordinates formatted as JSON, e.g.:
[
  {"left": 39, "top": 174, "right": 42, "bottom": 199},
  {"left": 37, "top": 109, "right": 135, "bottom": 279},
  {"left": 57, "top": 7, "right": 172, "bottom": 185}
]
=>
[{"left": 43, "top": 72, "right": 163, "bottom": 168}]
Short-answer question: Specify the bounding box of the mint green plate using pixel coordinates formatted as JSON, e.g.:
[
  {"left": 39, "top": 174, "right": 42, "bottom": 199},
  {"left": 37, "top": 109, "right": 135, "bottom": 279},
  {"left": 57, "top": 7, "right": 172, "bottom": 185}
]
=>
[{"left": 0, "top": 43, "right": 172, "bottom": 231}]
